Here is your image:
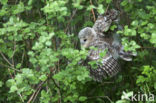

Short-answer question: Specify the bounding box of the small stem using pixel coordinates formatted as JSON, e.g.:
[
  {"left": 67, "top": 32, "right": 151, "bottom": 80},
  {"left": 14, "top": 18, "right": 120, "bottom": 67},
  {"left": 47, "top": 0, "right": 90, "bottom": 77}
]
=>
[
  {"left": 105, "top": 4, "right": 110, "bottom": 15},
  {"left": 64, "top": 9, "right": 77, "bottom": 33},
  {"left": 0, "top": 51, "right": 14, "bottom": 67},
  {"left": 90, "top": 0, "right": 96, "bottom": 22},
  {"left": 27, "top": 81, "right": 45, "bottom": 103}
]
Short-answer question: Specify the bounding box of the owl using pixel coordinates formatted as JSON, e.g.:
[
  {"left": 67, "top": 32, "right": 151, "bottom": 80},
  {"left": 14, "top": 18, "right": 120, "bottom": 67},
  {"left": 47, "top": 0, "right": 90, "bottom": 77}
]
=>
[
  {"left": 78, "top": 9, "right": 136, "bottom": 81},
  {"left": 78, "top": 27, "right": 120, "bottom": 81}
]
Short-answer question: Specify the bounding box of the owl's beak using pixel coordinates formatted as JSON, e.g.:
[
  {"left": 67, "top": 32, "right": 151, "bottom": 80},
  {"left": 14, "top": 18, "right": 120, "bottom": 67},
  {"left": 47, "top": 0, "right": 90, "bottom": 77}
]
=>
[
  {"left": 81, "top": 43, "right": 89, "bottom": 48},
  {"left": 81, "top": 44, "right": 86, "bottom": 48}
]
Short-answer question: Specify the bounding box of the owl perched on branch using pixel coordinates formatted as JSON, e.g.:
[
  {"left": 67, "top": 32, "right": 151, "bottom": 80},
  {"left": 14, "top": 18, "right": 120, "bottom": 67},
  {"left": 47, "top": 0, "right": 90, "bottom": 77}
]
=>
[{"left": 78, "top": 10, "right": 136, "bottom": 81}]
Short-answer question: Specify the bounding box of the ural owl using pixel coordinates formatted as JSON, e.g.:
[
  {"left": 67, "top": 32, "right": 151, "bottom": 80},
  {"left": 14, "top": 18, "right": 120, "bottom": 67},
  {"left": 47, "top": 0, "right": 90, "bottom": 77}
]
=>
[
  {"left": 78, "top": 27, "right": 120, "bottom": 81},
  {"left": 78, "top": 10, "right": 136, "bottom": 81}
]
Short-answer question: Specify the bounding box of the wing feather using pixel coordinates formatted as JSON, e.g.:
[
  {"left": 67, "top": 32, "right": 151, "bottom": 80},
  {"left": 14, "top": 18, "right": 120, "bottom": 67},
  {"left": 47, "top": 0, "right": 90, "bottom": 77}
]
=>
[{"left": 87, "top": 41, "right": 120, "bottom": 81}]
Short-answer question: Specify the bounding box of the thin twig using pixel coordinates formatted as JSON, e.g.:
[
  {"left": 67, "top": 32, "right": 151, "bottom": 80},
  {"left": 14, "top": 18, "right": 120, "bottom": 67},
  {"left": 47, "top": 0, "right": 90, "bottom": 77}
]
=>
[
  {"left": 27, "top": 70, "right": 55, "bottom": 103},
  {"left": 12, "top": 41, "right": 16, "bottom": 67},
  {"left": 52, "top": 78, "right": 60, "bottom": 89},
  {"left": 90, "top": 0, "right": 96, "bottom": 22},
  {"left": 27, "top": 81, "right": 45, "bottom": 103},
  {"left": 38, "top": 9, "right": 42, "bottom": 18},
  {"left": 64, "top": 9, "right": 77, "bottom": 33},
  {"left": 32, "top": 86, "right": 42, "bottom": 103},
  {"left": 57, "top": 60, "right": 62, "bottom": 103},
  {"left": 8, "top": 68, "right": 14, "bottom": 79},
  {"left": 104, "top": 4, "right": 110, "bottom": 15},
  {"left": 7, "top": 67, "right": 24, "bottom": 102},
  {"left": 1, "top": 50, "right": 24, "bottom": 102},
  {"left": 17, "top": 92, "right": 25, "bottom": 103},
  {"left": 140, "top": 46, "right": 156, "bottom": 49},
  {"left": 0, "top": 63, "right": 21, "bottom": 72},
  {"left": 12, "top": 41, "right": 16, "bottom": 76},
  {"left": 21, "top": 51, "right": 25, "bottom": 66},
  {"left": 9, "top": 67, "right": 21, "bottom": 72},
  {"left": 0, "top": 51, "right": 14, "bottom": 67}
]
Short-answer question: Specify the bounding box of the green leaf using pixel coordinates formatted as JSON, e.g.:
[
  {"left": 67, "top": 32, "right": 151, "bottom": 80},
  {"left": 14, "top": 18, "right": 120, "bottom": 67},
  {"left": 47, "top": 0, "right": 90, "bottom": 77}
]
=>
[
  {"left": 79, "top": 96, "right": 87, "bottom": 102},
  {"left": 15, "top": 74, "right": 23, "bottom": 85},
  {"left": 121, "top": 0, "right": 128, "bottom": 6},
  {"left": 106, "top": 0, "right": 112, "bottom": 3},
  {"left": 131, "top": 20, "right": 138, "bottom": 26},
  {"left": 0, "top": 81, "right": 3, "bottom": 87},
  {"left": 131, "top": 29, "right": 136, "bottom": 36},
  {"left": 77, "top": 76, "right": 83, "bottom": 81},
  {"left": 6, "top": 79, "right": 15, "bottom": 87},
  {"left": 110, "top": 25, "right": 117, "bottom": 31},
  {"left": 28, "top": 0, "right": 33, "bottom": 5},
  {"left": 16, "top": 63, "right": 21, "bottom": 69},
  {"left": 13, "top": 2, "right": 25, "bottom": 14},
  {"left": 39, "top": 75, "right": 47, "bottom": 81},
  {"left": 141, "top": 21, "right": 148, "bottom": 26},
  {"left": 0, "top": 0, "right": 8, "bottom": 5},
  {"left": 140, "top": 33, "right": 149, "bottom": 40},
  {"left": 87, "top": 5, "right": 96, "bottom": 11},
  {"left": 45, "top": 41, "right": 52, "bottom": 46},
  {"left": 97, "top": 4, "right": 105, "bottom": 14},
  {"left": 99, "top": 49, "right": 107, "bottom": 58},
  {"left": 148, "top": 23, "right": 154, "bottom": 29},
  {"left": 10, "top": 85, "right": 18, "bottom": 93},
  {"left": 150, "top": 33, "right": 156, "bottom": 45}
]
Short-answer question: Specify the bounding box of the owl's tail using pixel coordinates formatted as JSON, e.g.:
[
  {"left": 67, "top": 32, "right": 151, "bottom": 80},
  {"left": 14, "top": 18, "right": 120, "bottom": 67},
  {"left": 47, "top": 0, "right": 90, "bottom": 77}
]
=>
[
  {"left": 89, "top": 56, "right": 120, "bottom": 82},
  {"left": 119, "top": 46, "right": 137, "bottom": 61}
]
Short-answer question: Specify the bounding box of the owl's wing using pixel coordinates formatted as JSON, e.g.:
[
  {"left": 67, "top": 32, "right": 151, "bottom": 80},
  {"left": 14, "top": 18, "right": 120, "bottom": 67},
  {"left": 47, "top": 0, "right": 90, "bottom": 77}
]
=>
[
  {"left": 88, "top": 42, "right": 120, "bottom": 81},
  {"left": 93, "top": 18, "right": 112, "bottom": 34},
  {"left": 93, "top": 9, "right": 118, "bottom": 35}
]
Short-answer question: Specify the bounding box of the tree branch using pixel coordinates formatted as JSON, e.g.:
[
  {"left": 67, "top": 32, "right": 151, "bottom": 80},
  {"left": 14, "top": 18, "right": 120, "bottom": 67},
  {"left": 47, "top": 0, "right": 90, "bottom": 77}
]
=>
[{"left": 90, "top": 0, "right": 96, "bottom": 22}]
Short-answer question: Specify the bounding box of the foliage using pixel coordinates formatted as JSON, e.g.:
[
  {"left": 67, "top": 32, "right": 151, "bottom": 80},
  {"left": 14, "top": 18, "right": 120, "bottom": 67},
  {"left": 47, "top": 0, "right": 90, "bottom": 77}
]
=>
[{"left": 0, "top": 0, "right": 155, "bottom": 103}]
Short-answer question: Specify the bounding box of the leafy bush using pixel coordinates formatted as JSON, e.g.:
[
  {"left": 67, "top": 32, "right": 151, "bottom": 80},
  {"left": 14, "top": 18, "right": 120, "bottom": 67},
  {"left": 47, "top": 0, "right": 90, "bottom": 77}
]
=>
[{"left": 0, "top": 0, "right": 155, "bottom": 103}]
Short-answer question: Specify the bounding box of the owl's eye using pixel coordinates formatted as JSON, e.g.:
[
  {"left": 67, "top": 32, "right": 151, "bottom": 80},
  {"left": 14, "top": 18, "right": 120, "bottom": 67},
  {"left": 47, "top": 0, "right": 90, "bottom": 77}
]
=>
[{"left": 84, "top": 39, "right": 87, "bottom": 42}]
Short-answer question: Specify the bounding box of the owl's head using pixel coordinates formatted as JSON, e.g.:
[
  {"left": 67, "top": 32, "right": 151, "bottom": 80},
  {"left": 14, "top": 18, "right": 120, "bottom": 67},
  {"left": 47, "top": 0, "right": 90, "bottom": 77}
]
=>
[{"left": 78, "top": 27, "right": 97, "bottom": 48}]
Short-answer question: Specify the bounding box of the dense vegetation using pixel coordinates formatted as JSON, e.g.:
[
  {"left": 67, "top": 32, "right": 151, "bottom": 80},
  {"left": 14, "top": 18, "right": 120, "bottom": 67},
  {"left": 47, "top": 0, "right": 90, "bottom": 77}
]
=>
[{"left": 0, "top": 0, "right": 156, "bottom": 103}]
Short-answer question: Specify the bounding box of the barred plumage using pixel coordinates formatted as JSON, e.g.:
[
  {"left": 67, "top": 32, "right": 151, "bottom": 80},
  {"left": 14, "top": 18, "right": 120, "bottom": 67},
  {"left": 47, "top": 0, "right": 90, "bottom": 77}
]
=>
[
  {"left": 93, "top": 9, "right": 118, "bottom": 36},
  {"left": 78, "top": 9, "right": 136, "bottom": 81},
  {"left": 78, "top": 27, "right": 120, "bottom": 81},
  {"left": 87, "top": 39, "right": 120, "bottom": 81}
]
